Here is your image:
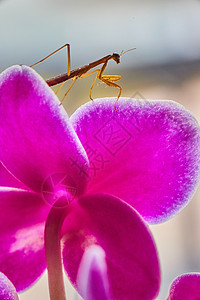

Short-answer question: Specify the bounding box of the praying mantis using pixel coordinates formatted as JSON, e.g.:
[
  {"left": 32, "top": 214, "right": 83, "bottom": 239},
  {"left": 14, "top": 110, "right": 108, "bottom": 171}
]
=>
[{"left": 30, "top": 44, "right": 135, "bottom": 107}]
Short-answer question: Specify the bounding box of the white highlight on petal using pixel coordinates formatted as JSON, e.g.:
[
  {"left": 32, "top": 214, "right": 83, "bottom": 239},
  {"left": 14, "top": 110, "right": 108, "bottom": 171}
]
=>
[
  {"left": 0, "top": 187, "right": 25, "bottom": 192},
  {"left": 9, "top": 223, "right": 44, "bottom": 254}
]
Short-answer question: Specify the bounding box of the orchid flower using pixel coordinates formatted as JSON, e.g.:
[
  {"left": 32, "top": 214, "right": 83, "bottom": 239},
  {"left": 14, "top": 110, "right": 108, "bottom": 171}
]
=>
[
  {"left": 0, "top": 65, "right": 200, "bottom": 299},
  {"left": 167, "top": 273, "right": 200, "bottom": 299},
  {"left": 0, "top": 272, "right": 18, "bottom": 300}
]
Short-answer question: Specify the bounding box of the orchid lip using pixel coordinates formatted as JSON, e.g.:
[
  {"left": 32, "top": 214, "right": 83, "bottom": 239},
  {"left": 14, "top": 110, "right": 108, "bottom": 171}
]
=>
[{"left": 77, "top": 245, "right": 112, "bottom": 300}]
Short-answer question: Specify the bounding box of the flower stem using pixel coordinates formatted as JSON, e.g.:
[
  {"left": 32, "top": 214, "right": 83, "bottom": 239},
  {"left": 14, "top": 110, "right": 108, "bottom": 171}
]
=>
[{"left": 45, "top": 196, "right": 71, "bottom": 300}]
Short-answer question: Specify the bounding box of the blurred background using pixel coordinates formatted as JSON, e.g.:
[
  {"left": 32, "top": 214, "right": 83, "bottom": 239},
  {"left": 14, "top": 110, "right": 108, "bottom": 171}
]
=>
[{"left": 1, "top": 0, "right": 200, "bottom": 298}]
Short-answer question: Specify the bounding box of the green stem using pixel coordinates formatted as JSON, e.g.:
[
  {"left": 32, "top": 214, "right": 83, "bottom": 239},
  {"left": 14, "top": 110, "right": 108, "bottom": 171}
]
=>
[{"left": 45, "top": 196, "right": 71, "bottom": 300}]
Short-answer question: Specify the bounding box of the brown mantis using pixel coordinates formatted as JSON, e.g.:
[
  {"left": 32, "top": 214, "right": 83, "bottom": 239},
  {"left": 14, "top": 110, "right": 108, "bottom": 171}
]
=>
[{"left": 30, "top": 44, "right": 135, "bottom": 107}]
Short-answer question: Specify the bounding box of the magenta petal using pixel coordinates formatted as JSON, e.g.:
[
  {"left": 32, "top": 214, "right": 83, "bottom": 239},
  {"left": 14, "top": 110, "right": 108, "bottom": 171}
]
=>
[
  {"left": 77, "top": 245, "right": 112, "bottom": 300},
  {"left": 168, "top": 273, "right": 200, "bottom": 300},
  {"left": 62, "top": 193, "right": 160, "bottom": 300},
  {"left": 70, "top": 98, "right": 200, "bottom": 223},
  {"left": 0, "top": 188, "right": 48, "bottom": 291},
  {"left": 0, "top": 272, "right": 18, "bottom": 300},
  {"left": 0, "top": 66, "right": 89, "bottom": 195}
]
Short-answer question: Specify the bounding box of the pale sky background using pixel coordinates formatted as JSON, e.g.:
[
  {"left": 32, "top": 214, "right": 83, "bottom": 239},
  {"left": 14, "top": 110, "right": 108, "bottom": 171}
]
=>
[{"left": 1, "top": 0, "right": 200, "bottom": 299}]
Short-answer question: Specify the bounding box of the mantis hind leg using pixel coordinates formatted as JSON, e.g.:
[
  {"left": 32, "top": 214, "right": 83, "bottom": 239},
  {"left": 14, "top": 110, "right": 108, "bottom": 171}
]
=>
[
  {"left": 30, "top": 43, "right": 71, "bottom": 76},
  {"left": 30, "top": 44, "right": 73, "bottom": 105}
]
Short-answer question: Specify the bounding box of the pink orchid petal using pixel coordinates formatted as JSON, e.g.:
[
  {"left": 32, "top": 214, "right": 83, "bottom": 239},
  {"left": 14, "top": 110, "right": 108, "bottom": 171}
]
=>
[
  {"left": 62, "top": 193, "right": 160, "bottom": 300},
  {"left": 70, "top": 98, "right": 200, "bottom": 223},
  {"left": 168, "top": 273, "right": 200, "bottom": 300},
  {"left": 0, "top": 65, "right": 89, "bottom": 195},
  {"left": 0, "top": 188, "right": 48, "bottom": 291},
  {"left": 0, "top": 272, "right": 18, "bottom": 300},
  {"left": 0, "top": 162, "right": 27, "bottom": 189},
  {"left": 77, "top": 245, "right": 112, "bottom": 300}
]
